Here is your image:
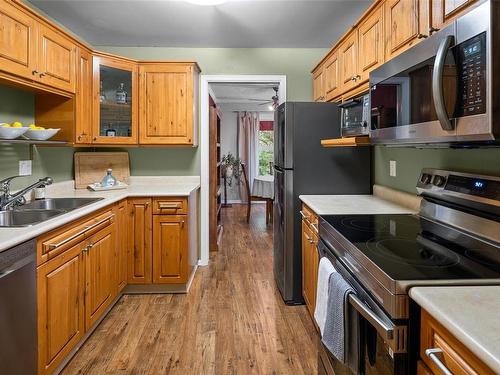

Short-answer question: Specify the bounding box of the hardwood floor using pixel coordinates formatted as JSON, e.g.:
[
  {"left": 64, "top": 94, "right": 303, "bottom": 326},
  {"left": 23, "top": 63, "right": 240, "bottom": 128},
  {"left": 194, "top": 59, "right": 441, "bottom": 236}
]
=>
[{"left": 62, "top": 204, "right": 318, "bottom": 375}]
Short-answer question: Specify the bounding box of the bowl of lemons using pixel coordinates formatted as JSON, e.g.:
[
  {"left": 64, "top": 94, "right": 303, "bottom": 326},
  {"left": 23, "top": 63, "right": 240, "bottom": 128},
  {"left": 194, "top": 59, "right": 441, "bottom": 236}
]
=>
[
  {"left": 24, "top": 124, "right": 60, "bottom": 141},
  {"left": 0, "top": 121, "right": 29, "bottom": 139}
]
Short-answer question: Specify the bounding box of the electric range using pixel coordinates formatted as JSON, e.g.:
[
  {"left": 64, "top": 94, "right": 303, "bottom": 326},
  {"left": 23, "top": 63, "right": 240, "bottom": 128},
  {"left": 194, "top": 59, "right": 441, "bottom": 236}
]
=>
[{"left": 316, "top": 168, "right": 500, "bottom": 374}]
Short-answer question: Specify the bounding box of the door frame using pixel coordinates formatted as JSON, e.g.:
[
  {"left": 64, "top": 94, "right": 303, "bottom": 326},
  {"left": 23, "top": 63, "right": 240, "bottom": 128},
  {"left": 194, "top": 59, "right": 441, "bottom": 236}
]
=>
[{"left": 199, "top": 75, "right": 287, "bottom": 265}]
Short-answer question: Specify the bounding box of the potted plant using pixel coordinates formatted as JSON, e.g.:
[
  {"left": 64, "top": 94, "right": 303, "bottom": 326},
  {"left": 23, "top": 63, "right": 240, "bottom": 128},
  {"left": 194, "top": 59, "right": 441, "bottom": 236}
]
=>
[{"left": 221, "top": 153, "right": 242, "bottom": 186}]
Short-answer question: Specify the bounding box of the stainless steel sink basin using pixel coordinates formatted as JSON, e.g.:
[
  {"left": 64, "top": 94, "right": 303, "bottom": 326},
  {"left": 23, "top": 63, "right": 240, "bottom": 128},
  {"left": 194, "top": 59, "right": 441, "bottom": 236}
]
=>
[
  {"left": 19, "top": 197, "right": 103, "bottom": 211},
  {"left": 0, "top": 209, "right": 66, "bottom": 227}
]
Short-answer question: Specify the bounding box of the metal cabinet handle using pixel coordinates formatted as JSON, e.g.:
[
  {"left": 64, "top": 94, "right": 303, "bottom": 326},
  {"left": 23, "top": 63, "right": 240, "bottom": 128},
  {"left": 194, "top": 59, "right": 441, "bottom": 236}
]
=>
[
  {"left": 304, "top": 233, "right": 313, "bottom": 243},
  {"left": 432, "top": 35, "right": 455, "bottom": 131},
  {"left": 299, "top": 210, "right": 310, "bottom": 221},
  {"left": 159, "top": 203, "right": 181, "bottom": 209},
  {"left": 32, "top": 70, "right": 39, "bottom": 76},
  {"left": 48, "top": 214, "right": 114, "bottom": 249},
  {"left": 417, "top": 33, "right": 428, "bottom": 39},
  {"left": 310, "top": 223, "right": 319, "bottom": 233},
  {"left": 39, "top": 72, "right": 46, "bottom": 78},
  {"left": 425, "top": 348, "right": 453, "bottom": 375},
  {"left": 429, "top": 26, "right": 440, "bottom": 35},
  {"left": 349, "top": 294, "right": 395, "bottom": 340}
]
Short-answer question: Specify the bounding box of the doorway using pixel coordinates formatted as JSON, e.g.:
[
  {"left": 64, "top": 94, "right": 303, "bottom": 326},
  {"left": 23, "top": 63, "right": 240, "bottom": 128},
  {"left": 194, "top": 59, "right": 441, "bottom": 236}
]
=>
[{"left": 199, "top": 75, "right": 287, "bottom": 265}]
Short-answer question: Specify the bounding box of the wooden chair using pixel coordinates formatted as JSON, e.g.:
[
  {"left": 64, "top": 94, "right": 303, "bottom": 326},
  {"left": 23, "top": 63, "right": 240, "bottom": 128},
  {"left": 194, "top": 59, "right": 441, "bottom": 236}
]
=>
[{"left": 241, "top": 163, "right": 273, "bottom": 224}]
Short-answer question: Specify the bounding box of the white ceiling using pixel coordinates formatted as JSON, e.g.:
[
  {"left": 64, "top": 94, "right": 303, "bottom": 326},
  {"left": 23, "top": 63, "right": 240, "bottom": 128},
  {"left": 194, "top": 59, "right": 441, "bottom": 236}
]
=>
[
  {"left": 28, "top": 0, "right": 371, "bottom": 48},
  {"left": 210, "top": 83, "right": 277, "bottom": 105}
]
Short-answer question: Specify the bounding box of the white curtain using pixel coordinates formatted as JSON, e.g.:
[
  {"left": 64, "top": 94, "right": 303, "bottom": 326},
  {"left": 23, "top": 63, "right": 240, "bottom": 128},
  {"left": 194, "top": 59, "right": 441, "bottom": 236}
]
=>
[{"left": 237, "top": 111, "right": 259, "bottom": 202}]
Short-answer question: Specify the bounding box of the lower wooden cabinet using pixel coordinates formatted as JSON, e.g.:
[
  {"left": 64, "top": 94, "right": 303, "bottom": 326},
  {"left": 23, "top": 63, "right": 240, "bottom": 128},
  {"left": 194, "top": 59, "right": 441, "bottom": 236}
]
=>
[
  {"left": 84, "top": 223, "right": 116, "bottom": 329},
  {"left": 153, "top": 214, "right": 188, "bottom": 284},
  {"left": 115, "top": 200, "right": 128, "bottom": 291},
  {"left": 301, "top": 204, "right": 320, "bottom": 318},
  {"left": 128, "top": 198, "right": 153, "bottom": 284},
  {"left": 37, "top": 242, "right": 85, "bottom": 375},
  {"left": 420, "top": 309, "right": 495, "bottom": 375}
]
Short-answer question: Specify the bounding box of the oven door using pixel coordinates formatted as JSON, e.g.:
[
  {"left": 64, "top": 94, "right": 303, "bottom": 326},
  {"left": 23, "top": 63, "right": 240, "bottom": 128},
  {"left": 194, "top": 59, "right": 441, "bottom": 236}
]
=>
[
  {"left": 369, "top": 2, "right": 490, "bottom": 145},
  {"left": 317, "top": 240, "right": 408, "bottom": 375}
]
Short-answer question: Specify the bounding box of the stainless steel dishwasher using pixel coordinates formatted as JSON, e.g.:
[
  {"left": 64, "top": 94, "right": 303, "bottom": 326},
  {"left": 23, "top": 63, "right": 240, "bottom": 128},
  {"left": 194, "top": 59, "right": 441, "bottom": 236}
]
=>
[{"left": 0, "top": 239, "right": 37, "bottom": 374}]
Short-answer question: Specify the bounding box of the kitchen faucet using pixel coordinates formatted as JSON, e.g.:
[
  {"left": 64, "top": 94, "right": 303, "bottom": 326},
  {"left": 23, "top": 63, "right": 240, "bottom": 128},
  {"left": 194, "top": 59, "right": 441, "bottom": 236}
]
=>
[{"left": 0, "top": 176, "right": 53, "bottom": 210}]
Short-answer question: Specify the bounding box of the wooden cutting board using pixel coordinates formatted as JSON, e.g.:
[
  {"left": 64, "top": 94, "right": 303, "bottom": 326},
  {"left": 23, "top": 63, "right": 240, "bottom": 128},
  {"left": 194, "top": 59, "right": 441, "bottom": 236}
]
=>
[{"left": 74, "top": 152, "right": 130, "bottom": 189}]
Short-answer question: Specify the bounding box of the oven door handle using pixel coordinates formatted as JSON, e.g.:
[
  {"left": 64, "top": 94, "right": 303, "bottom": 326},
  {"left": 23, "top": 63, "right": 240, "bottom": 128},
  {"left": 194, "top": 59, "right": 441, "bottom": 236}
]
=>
[
  {"left": 432, "top": 35, "right": 455, "bottom": 131},
  {"left": 349, "top": 294, "right": 394, "bottom": 340}
]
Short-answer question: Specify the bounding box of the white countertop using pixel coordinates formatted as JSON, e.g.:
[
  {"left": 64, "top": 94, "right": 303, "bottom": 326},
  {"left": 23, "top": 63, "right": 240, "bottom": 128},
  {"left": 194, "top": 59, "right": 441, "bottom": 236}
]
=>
[
  {"left": 0, "top": 176, "right": 200, "bottom": 253},
  {"left": 410, "top": 286, "right": 500, "bottom": 372},
  {"left": 299, "top": 194, "right": 415, "bottom": 215}
]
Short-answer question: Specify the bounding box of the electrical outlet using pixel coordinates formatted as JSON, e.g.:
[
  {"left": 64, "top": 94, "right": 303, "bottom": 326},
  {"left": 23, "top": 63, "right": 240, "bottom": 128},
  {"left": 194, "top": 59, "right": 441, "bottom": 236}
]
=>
[
  {"left": 389, "top": 160, "right": 397, "bottom": 177},
  {"left": 19, "top": 160, "right": 32, "bottom": 176}
]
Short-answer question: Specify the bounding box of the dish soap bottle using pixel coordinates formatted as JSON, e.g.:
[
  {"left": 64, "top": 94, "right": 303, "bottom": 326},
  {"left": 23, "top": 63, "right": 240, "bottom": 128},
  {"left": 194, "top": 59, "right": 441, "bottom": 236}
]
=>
[{"left": 100, "top": 169, "right": 117, "bottom": 187}]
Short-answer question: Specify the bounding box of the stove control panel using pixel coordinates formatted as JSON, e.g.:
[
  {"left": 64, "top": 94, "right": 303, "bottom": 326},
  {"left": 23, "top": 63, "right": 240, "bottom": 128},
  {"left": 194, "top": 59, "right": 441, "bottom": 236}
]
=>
[{"left": 417, "top": 169, "right": 500, "bottom": 202}]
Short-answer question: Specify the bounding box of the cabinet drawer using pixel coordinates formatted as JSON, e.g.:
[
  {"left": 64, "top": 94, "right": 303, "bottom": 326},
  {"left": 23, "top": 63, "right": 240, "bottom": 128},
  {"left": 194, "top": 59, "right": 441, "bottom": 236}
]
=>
[
  {"left": 300, "top": 204, "right": 319, "bottom": 232},
  {"left": 420, "top": 309, "right": 494, "bottom": 375},
  {"left": 38, "top": 208, "right": 115, "bottom": 264},
  {"left": 153, "top": 197, "right": 187, "bottom": 215}
]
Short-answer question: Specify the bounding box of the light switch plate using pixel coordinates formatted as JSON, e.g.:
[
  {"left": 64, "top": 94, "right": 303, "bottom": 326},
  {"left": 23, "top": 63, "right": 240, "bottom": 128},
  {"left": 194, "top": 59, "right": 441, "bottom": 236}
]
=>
[
  {"left": 19, "top": 160, "right": 32, "bottom": 176},
  {"left": 389, "top": 160, "right": 397, "bottom": 177}
]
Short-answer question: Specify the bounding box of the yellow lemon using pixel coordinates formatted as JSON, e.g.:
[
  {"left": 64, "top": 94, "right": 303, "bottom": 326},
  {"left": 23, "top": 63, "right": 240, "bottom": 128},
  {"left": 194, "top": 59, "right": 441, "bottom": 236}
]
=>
[
  {"left": 29, "top": 124, "right": 37, "bottom": 129},
  {"left": 11, "top": 121, "right": 23, "bottom": 128},
  {"left": 1, "top": 123, "right": 11, "bottom": 128}
]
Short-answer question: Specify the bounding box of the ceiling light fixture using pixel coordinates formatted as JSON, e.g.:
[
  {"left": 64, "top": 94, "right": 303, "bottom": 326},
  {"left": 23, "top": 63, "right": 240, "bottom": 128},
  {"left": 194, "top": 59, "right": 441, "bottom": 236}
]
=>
[{"left": 185, "top": 0, "right": 228, "bottom": 5}]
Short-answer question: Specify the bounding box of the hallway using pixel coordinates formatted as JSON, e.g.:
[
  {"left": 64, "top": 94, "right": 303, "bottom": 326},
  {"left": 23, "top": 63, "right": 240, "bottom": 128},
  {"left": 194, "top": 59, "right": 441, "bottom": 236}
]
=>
[{"left": 62, "top": 204, "right": 318, "bottom": 375}]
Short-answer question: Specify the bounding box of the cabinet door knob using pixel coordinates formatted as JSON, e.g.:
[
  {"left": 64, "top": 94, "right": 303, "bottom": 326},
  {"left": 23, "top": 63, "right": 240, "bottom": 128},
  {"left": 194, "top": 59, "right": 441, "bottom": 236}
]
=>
[{"left": 93, "top": 137, "right": 97, "bottom": 141}]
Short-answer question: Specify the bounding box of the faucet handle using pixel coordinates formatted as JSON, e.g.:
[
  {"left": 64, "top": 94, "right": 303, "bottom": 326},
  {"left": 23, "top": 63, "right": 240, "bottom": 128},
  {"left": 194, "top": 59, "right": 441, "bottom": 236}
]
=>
[{"left": 0, "top": 176, "right": 22, "bottom": 192}]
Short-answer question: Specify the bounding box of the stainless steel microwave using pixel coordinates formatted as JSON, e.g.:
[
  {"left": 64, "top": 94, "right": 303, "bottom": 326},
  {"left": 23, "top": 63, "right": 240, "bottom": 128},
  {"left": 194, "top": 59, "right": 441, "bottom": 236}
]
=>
[{"left": 369, "top": 0, "right": 500, "bottom": 146}]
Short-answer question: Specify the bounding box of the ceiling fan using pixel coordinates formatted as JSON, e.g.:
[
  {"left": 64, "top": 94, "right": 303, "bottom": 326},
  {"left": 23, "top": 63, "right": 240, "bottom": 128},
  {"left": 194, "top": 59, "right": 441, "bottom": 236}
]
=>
[{"left": 258, "top": 86, "right": 279, "bottom": 110}]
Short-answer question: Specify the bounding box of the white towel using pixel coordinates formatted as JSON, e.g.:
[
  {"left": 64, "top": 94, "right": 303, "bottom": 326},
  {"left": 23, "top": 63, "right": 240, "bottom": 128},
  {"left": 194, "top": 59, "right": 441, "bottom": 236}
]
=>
[{"left": 314, "top": 257, "right": 336, "bottom": 336}]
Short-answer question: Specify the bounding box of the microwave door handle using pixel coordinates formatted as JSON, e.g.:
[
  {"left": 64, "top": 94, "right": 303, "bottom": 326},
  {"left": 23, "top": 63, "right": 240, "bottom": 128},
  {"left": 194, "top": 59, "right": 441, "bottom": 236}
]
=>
[{"left": 432, "top": 35, "right": 455, "bottom": 131}]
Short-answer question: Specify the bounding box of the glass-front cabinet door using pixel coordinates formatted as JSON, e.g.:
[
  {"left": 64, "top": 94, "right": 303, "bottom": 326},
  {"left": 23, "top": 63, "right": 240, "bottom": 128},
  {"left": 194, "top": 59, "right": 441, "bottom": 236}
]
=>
[{"left": 92, "top": 55, "right": 138, "bottom": 144}]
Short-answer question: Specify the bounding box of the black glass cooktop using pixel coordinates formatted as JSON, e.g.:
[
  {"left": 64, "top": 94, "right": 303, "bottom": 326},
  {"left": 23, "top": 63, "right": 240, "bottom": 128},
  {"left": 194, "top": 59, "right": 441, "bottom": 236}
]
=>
[{"left": 320, "top": 214, "right": 500, "bottom": 281}]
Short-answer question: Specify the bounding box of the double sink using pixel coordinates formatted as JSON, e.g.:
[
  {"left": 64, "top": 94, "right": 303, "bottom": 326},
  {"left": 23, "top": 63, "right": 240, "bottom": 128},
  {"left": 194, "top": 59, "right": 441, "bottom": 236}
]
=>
[{"left": 0, "top": 198, "right": 104, "bottom": 227}]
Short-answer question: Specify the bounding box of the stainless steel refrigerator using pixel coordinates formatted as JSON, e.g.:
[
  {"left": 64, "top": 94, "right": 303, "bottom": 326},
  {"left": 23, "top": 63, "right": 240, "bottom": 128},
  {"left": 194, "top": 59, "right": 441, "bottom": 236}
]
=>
[{"left": 273, "top": 102, "right": 371, "bottom": 304}]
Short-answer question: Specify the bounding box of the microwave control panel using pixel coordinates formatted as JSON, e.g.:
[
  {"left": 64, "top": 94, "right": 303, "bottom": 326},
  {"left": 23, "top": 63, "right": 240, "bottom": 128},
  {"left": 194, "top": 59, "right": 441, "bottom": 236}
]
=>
[{"left": 455, "top": 32, "right": 486, "bottom": 117}]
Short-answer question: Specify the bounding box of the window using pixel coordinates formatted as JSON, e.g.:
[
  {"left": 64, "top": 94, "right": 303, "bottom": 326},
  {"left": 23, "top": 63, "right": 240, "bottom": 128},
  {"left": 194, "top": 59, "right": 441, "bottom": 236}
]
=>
[{"left": 258, "top": 129, "right": 273, "bottom": 176}]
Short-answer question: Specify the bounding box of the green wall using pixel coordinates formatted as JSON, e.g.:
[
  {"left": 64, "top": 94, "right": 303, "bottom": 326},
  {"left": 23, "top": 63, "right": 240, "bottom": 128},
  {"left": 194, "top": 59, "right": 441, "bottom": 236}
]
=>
[
  {"left": 374, "top": 146, "right": 500, "bottom": 194},
  {"left": 0, "top": 48, "right": 326, "bottom": 188}
]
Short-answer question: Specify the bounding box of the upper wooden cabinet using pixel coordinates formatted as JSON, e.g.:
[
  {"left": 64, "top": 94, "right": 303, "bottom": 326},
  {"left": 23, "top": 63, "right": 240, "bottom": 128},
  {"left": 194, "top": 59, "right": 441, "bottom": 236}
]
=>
[
  {"left": 0, "top": 1, "right": 36, "bottom": 80},
  {"left": 339, "top": 30, "right": 359, "bottom": 92},
  {"left": 139, "top": 63, "right": 199, "bottom": 146},
  {"left": 312, "top": 67, "right": 325, "bottom": 102},
  {"left": 92, "top": 55, "right": 138, "bottom": 144},
  {"left": 0, "top": 1, "right": 76, "bottom": 93},
  {"left": 358, "top": 2, "right": 385, "bottom": 83},
  {"left": 75, "top": 47, "right": 92, "bottom": 144},
  {"left": 385, "top": 0, "right": 429, "bottom": 60},
  {"left": 36, "top": 23, "right": 76, "bottom": 93},
  {"left": 431, "top": 0, "right": 478, "bottom": 30},
  {"left": 324, "top": 51, "right": 341, "bottom": 101}
]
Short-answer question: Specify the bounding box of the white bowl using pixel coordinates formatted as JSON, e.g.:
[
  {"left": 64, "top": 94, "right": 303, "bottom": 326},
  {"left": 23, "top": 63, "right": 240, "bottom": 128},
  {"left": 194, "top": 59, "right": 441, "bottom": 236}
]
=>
[
  {"left": 23, "top": 128, "right": 60, "bottom": 141},
  {"left": 0, "top": 125, "right": 29, "bottom": 139}
]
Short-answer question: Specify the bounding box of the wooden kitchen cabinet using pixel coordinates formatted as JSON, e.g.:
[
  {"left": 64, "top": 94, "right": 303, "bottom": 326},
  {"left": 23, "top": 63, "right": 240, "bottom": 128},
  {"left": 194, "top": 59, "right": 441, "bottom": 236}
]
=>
[
  {"left": 385, "top": 0, "right": 429, "bottom": 60},
  {"left": 324, "top": 51, "right": 341, "bottom": 101},
  {"left": 92, "top": 54, "right": 138, "bottom": 144},
  {"left": 152, "top": 215, "right": 188, "bottom": 283},
  {"left": 431, "top": 0, "right": 478, "bottom": 31},
  {"left": 301, "top": 204, "right": 319, "bottom": 318},
  {"left": 0, "top": 1, "right": 37, "bottom": 81},
  {"left": 115, "top": 200, "right": 128, "bottom": 292},
  {"left": 85, "top": 223, "right": 116, "bottom": 329},
  {"left": 128, "top": 198, "right": 153, "bottom": 284},
  {"left": 36, "top": 23, "right": 76, "bottom": 93},
  {"left": 358, "top": 2, "right": 385, "bottom": 83},
  {"left": 139, "top": 63, "right": 200, "bottom": 145},
  {"left": 339, "top": 30, "right": 360, "bottom": 93},
  {"left": 75, "top": 47, "right": 92, "bottom": 144},
  {"left": 313, "top": 67, "right": 326, "bottom": 102},
  {"left": 37, "top": 241, "right": 85, "bottom": 375},
  {"left": 420, "top": 309, "right": 495, "bottom": 375}
]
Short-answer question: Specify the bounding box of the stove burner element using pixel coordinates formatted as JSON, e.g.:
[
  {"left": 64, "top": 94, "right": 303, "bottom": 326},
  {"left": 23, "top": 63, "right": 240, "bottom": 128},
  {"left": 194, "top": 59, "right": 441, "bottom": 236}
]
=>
[
  {"left": 365, "top": 237, "right": 460, "bottom": 267},
  {"left": 340, "top": 217, "right": 388, "bottom": 232}
]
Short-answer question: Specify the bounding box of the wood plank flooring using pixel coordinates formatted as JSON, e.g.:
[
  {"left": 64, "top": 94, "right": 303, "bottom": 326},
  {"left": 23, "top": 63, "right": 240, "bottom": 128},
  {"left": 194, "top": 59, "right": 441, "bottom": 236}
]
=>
[{"left": 62, "top": 204, "right": 318, "bottom": 375}]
